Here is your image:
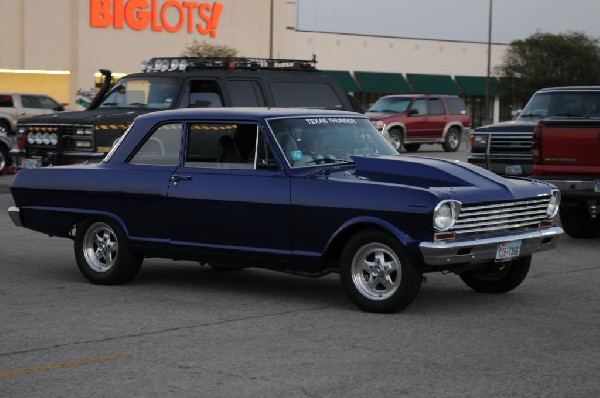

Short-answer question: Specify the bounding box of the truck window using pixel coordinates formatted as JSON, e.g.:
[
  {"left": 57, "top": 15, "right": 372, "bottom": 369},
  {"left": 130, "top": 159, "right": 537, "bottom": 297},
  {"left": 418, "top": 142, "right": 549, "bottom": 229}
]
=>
[
  {"left": 428, "top": 99, "right": 445, "bottom": 115},
  {"left": 186, "top": 80, "right": 224, "bottom": 108},
  {"left": 446, "top": 97, "right": 467, "bottom": 115},
  {"left": 270, "top": 83, "right": 343, "bottom": 110},
  {"left": 0, "top": 95, "right": 14, "bottom": 107},
  {"left": 226, "top": 80, "right": 266, "bottom": 106},
  {"left": 100, "top": 77, "right": 179, "bottom": 109}
]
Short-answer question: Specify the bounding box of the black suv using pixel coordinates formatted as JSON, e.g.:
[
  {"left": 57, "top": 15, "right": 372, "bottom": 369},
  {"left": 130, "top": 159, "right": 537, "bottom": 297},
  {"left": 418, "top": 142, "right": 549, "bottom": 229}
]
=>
[{"left": 18, "top": 57, "right": 355, "bottom": 167}]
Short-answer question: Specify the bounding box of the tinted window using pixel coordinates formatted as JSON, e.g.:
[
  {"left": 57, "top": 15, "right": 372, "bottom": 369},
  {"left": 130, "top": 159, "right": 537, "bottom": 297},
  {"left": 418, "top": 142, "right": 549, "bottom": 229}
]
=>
[
  {"left": 227, "top": 80, "right": 265, "bottom": 106},
  {"left": 100, "top": 77, "right": 179, "bottom": 109},
  {"left": 0, "top": 95, "right": 13, "bottom": 107},
  {"left": 22, "top": 95, "right": 61, "bottom": 110},
  {"left": 428, "top": 99, "right": 445, "bottom": 115},
  {"left": 185, "top": 123, "right": 275, "bottom": 170},
  {"left": 187, "top": 80, "right": 223, "bottom": 107},
  {"left": 270, "top": 83, "right": 343, "bottom": 109},
  {"left": 129, "top": 123, "right": 182, "bottom": 166},
  {"left": 411, "top": 99, "right": 428, "bottom": 115},
  {"left": 521, "top": 91, "right": 600, "bottom": 117},
  {"left": 447, "top": 97, "right": 467, "bottom": 115}
]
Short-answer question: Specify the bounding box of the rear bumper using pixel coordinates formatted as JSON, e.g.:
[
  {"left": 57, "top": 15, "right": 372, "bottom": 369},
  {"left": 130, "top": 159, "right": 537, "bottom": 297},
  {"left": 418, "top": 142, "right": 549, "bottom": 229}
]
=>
[
  {"left": 7, "top": 206, "right": 22, "bottom": 227},
  {"left": 419, "top": 227, "right": 563, "bottom": 266},
  {"left": 540, "top": 179, "right": 600, "bottom": 199}
]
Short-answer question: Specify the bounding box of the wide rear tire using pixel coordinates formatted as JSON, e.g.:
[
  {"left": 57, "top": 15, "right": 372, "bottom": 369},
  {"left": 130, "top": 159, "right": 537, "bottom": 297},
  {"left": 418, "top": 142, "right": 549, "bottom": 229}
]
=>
[{"left": 75, "top": 218, "right": 142, "bottom": 285}]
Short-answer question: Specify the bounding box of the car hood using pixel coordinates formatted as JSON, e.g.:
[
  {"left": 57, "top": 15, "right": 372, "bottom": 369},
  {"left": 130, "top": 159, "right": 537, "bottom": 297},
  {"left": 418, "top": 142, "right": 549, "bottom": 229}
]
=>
[
  {"left": 341, "top": 155, "right": 552, "bottom": 203},
  {"left": 474, "top": 118, "right": 539, "bottom": 132},
  {"left": 18, "top": 108, "right": 153, "bottom": 125}
]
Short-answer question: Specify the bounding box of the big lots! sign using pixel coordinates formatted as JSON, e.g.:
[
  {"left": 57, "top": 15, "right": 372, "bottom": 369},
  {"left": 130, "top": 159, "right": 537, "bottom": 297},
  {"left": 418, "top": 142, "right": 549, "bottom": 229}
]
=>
[{"left": 90, "top": 0, "right": 224, "bottom": 37}]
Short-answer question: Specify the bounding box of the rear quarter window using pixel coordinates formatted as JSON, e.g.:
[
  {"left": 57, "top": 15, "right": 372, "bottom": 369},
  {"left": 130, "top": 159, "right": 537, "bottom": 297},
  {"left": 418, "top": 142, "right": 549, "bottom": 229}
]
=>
[
  {"left": 270, "top": 82, "right": 344, "bottom": 110},
  {"left": 0, "top": 95, "right": 14, "bottom": 107},
  {"left": 447, "top": 97, "right": 468, "bottom": 115}
]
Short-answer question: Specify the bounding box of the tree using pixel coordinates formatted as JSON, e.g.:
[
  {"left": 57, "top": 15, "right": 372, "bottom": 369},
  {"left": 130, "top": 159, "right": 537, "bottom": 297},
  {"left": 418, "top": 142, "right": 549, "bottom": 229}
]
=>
[
  {"left": 496, "top": 31, "right": 600, "bottom": 104},
  {"left": 181, "top": 40, "right": 239, "bottom": 58}
]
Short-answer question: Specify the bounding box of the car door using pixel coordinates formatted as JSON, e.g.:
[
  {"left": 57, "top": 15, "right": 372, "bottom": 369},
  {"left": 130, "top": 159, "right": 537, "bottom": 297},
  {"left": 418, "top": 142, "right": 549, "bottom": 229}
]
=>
[
  {"left": 424, "top": 98, "right": 447, "bottom": 141},
  {"left": 167, "top": 121, "right": 292, "bottom": 266},
  {"left": 405, "top": 98, "right": 429, "bottom": 140}
]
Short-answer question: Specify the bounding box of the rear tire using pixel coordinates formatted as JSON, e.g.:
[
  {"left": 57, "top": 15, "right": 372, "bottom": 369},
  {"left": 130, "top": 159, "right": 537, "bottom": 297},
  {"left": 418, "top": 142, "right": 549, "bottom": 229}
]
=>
[
  {"left": 74, "top": 217, "right": 142, "bottom": 285},
  {"left": 459, "top": 255, "right": 531, "bottom": 293},
  {"left": 442, "top": 127, "right": 461, "bottom": 152},
  {"left": 559, "top": 203, "right": 600, "bottom": 239},
  {"left": 340, "top": 230, "right": 421, "bottom": 313}
]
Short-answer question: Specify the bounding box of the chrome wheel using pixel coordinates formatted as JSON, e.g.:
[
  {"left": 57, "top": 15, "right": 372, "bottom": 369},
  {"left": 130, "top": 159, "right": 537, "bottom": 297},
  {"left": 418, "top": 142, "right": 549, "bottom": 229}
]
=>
[
  {"left": 82, "top": 222, "right": 119, "bottom": 273},
  {"left": 389, "top": 130, "right": 402, "bottom": 151},
  {"left": 350, "top": 242, "right": 401, "bottom": 301}
]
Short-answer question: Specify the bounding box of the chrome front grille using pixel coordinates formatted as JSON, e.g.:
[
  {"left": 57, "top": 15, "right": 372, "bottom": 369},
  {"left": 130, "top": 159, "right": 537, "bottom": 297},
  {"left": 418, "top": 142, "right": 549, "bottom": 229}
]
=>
[
  {"left": 488, "top": 132, "right": 532, "bottom": 155},
  {"left": 454, "top": 196, "right": 551, "bottom": 237}
]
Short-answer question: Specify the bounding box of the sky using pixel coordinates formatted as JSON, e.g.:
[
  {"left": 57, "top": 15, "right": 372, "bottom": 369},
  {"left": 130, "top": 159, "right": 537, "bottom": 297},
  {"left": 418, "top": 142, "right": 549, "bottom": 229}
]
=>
[{"left": 294, "top": 0, "right": 600, "bottom": 44}]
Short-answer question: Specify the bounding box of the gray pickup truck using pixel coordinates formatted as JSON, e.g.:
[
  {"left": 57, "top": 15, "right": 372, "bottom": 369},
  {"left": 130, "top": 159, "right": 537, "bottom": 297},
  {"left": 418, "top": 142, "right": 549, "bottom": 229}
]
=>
[{"left": 0, "top": 93, "right": 64, "bottom": 135}]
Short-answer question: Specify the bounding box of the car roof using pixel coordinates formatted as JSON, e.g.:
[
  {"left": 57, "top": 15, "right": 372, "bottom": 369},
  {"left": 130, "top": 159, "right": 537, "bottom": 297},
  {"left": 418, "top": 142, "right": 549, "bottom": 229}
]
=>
[
  {"left": 536, "top": 86, "right": 600, "bottom": 92},
  {"left": 135, "top": 107, "right": 363, "bottom": 123},
  {"left": 379, "top": 94, "right": 458, "bottom": 98}
]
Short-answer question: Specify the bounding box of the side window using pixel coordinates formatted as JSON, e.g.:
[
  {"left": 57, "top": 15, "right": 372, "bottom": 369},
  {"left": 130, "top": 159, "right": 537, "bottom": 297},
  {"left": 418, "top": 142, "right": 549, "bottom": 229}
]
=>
[
  {"left": 411, "top": 99, "right": 428, "bottom": 115},
  {"left": 0, "top": 95, "right": 13, "bottom": 107},
  {"left": 270, "top": 82, "right": 343, "bottom": 109},
  {"left": 187, "top": 80, "right": 223, "bottom": 107},
  {"left": 227, "top": 80, "right": 266, "bottom": 106},
  {"left": 129, "top": 123, "right": 182, "bottom": 166},
  {"left": 447, "top": 97, "right": 467, "bottom": 115},
  {"left": 185, "top": 123, "right": 276, "bottom": 170},
  {"left": 37, "top": 96, "right": 61, "bottom": 110},
  {"left": 21, "top": 95, "right": 40, "bottom": 108},
  {"left": 428, "top": 99, "right": 445, "bottom": 115}
]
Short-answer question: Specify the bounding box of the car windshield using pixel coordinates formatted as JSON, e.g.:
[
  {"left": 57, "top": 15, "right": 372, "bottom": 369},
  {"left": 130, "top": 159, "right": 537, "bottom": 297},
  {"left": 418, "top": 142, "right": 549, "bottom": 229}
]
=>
[
  {"left": 99, "top": 77, "right": 180, "bottom": 109},
  {"left": 268, "top": 116, "right": 398, "bottom": 168},
  {"left": 520, "top": 91, "right": 600, "bottom": 118},
  {"left": 368, "top": 97, "right": 411, "bottom": 113}
]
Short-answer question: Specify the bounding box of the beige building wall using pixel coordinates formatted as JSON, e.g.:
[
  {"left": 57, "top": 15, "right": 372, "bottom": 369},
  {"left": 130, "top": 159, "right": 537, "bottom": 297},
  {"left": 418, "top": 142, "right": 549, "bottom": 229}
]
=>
[{"left": 0, "top": 0, "right": 507, "bottom": 110}]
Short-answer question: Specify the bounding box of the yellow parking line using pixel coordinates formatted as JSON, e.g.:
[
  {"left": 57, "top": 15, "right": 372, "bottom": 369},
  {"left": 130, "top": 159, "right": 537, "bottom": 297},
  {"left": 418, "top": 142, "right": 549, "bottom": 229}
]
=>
[{"left": 0, "top": 353, "right": 128, "bottom": 378}]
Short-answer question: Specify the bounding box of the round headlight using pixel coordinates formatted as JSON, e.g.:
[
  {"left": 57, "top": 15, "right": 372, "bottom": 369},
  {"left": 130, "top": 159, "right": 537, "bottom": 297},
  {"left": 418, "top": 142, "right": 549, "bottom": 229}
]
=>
[
  {"left": 371, "top": 120, "right": 385, "bottom": 132},
  {"left": 27, "top": 133, "right": 35, "bottom": 144},
  {"left": 49, "top": 133, "right": 58, "bottom": 146},
  {"left": 178, "top": 59, "right": 188, "bottom": 71},
  {"left": 433, "top": 200, "right": 461, "bottom": 231},
  {"left": 35, "top": 132, "right": 43, "bottom": 144},
  {"left": 547, "top": 190, "right": 561, "bottom": 218},
  {"left": 42, "top": 132, "right": 50, "bottom": 145},
  {"left": 170, "top": 59, "right": 180, "bottom": 71}
]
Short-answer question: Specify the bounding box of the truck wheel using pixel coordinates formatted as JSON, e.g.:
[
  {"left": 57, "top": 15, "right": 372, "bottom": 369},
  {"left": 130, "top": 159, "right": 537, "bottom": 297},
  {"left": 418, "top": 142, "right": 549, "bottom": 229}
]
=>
[
  {"left": 559, "top": 204, "right": 600, "bottom": 239},
  {"left": 442, "top": 127, "right": 461, "bottom": 152},
  {"left": 388, "top": 129, "right": 403, "bottom": 153},
  {"left": 74, "top": 217, "right": 143, "bottom": 285},
  {"left": 403, "top": 143, "right": 421, "bottom": 152},
  {"left": 459, "top": 255, "right": 531, "bottom": 293},
  {"left": 340, "top": 230, "right": 421, "bottom": 313},
  {"left": 0, "top": 145, "right": 11, "bottom": 174}
]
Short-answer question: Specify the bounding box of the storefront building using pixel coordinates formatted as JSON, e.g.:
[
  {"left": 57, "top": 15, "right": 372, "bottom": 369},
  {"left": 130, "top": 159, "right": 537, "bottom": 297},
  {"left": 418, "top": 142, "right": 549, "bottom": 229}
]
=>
[{"left": 0, "top": 0, "right": 508, "bottom": 124}]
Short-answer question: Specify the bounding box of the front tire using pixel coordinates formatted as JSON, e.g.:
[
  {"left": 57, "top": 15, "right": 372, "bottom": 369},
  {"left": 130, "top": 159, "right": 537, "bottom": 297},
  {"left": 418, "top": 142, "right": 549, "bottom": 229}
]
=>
[
  {"left": 340, "top": 231, "right": 421, "bottom": 313},
  {"left": 442, "top": 127, "right": 461, "bottom": 152},
  {"left": 75, "top": 218, "right": 142, "bottom": 285},
  {"left": 459, "top": 255, "right": 531, "bottom": 293},
  {"left": 388, "top": 129, "right": 403, "bottom": 153},
  {"left": 559, "top": 203, "right": 600, "bottom": 239},
  {"left": 0, "top": 145, "right": 10, "bottom": 175}
]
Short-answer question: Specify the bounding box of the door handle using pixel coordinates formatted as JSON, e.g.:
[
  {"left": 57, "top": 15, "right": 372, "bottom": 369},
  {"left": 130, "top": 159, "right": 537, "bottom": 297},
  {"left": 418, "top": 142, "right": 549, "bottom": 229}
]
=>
[{"left": 171, "top": 175, "right": 192, "bottom": 185}]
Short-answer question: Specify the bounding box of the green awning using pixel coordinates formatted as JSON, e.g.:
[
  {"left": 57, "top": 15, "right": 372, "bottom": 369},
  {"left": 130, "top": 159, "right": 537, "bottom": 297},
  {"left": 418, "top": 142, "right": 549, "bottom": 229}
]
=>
[
  {"left": 321, "top": 70, "right": 360, "bottom": 92},
  {"left": 455, "top": 75, "right": 500, "bottom": 96},
  {"left": 406, "top": 73, "right": 461, "bottom": 95},
  {"left": 354, "top": 71, "right": 411, "bottom": 94}
]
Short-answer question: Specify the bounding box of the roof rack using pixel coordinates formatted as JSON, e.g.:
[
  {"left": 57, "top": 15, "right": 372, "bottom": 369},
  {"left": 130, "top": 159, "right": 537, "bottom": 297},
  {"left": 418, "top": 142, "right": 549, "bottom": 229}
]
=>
[{"left": 140, "top": 56, "right": 318, "bottom": 73}]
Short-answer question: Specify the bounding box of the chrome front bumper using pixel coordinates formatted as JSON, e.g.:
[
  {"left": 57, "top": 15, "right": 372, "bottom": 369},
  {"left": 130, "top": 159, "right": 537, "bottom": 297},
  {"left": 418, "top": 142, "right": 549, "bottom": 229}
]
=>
[
  {"left": 419, "top": 227, "right": 563, "bottom": 266},
  {"left": 7, "top": 206, "right": 22, "bottom": 227}
]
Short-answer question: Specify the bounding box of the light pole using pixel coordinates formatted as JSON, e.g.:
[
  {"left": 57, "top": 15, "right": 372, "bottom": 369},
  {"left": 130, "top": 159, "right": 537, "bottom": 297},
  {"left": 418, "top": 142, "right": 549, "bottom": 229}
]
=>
[{"left": 485, "top": 0, "right": 493, "bottom": 124}]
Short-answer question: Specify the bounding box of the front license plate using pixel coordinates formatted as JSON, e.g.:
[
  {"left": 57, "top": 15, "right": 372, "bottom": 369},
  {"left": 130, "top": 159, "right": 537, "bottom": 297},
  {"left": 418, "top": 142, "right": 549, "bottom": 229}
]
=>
[
  {"left": 21, "top": 158, "right": 42, "bottom": 169},
  {"left": 595, "top": 180, "right": 600, "bottom": 193},
  {"left": 505, "top": 164, "right": 522, "bottom": 175},
  {"left": 496, "top": 240, "right": 522, "bottom": 262}
]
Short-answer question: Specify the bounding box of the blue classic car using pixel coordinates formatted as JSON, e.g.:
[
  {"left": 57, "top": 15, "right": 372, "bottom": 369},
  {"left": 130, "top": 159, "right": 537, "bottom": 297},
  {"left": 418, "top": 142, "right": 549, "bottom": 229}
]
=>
[{"left": 7, "top": 108, "right": 563, "bottom": 313}]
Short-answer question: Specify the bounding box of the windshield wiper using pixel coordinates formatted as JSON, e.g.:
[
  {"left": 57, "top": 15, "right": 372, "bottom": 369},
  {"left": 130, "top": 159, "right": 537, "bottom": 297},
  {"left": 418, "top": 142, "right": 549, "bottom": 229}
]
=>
[{"left": 520, "top": 112, "right": 544, "bottom": 118}]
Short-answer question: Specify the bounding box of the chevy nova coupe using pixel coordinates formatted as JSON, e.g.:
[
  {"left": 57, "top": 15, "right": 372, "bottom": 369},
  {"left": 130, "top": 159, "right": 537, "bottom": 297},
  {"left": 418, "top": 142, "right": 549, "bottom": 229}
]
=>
[{"left": 8, "top": 108, "right": 563, "bottom": 313}]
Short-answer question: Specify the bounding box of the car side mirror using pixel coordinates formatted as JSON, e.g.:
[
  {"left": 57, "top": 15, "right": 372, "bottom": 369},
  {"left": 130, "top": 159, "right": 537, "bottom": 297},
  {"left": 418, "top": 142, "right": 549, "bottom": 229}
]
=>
[{"left": 409, "top": 108, "right": 419, "bottom": 116}]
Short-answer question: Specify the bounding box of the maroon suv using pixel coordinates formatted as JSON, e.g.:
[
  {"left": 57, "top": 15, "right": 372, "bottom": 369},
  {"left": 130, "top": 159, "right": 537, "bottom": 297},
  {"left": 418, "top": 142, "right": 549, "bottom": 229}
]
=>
[{"left": 367, "top": 94, "right": 471, "bottom": 152}]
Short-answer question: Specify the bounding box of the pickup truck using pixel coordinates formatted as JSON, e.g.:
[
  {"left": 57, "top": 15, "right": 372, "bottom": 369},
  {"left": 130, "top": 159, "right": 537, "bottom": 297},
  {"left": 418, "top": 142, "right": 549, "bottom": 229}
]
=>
[
  {"left": 0, "top": 93, "right": 64, "bottom": 135},
  {"left": 469, "top": 86, "right": 600, "bottom": 176},
  {"left": 532, "top": 119, "right": 600, "bottom": 238}
]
